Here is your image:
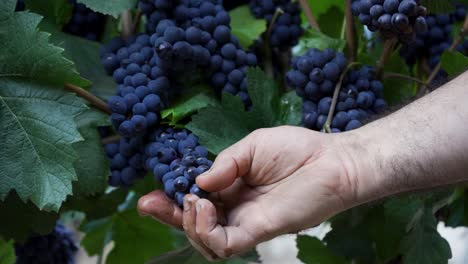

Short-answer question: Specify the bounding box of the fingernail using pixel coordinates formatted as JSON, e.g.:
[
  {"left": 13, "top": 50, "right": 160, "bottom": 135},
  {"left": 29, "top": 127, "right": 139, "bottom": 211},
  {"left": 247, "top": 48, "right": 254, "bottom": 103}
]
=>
[
  {"left": 196, "top": 200, "right": 204, "bottom": 214},
  {"left": 184, "top": 196, "right": 194, "bottom": 212}
]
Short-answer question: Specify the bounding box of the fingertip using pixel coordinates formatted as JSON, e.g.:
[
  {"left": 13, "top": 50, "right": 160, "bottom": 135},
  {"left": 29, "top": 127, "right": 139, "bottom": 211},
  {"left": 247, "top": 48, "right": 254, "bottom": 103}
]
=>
[
  {"left": 137, "top": 190, "right": 183, "bottom": 229},
  {"left": 196, "top": 156, "right": 238, "bottom": 192}
]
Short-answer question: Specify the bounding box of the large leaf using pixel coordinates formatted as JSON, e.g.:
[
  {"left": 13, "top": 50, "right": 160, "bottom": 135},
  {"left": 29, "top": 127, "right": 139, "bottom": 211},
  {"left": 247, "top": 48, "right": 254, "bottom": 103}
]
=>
[
  {"left": 297, "top": 235, "right": 346, "bottom": 264},
  {"left": 276, "top": 90, "right": 302, "bottom": 126},
  {"left": 187, "top": 68, "right": 283, "bottom": 154},
  {"left": 148, "top": 245, "right": 259, "bottom": 264},
  {"left": 295, "top": 28, "right": 346, "bottom": 56},
  {"left": 440, "top": 51, "right": 468, "bottom": 78},
  {"left": 161, "top": 86, "right": 220, "bottom": 126},
  {"left": 400, "top": 209, "right": 452, "bottom": 264},
  {"left": 81, "top": 209, "right": 178, "bottom": 264},
  {"left": 0, "top": 0, "right": 89, "bottom": 87},
  {"left": 72, "top": 109, "right": 110, "bottom": 196},
  {"left": 306, "top": 0, "right": 344, "bottom": 18},
  {"left": 44, "top": 24, "right": 116, "bottom": 99},
  {"left": 0, "top": 192, "right": 58, "bottom": 242},
  {"left": 229, "top": 6, "right": 267, "bottom": 49},
  {"left": 0, "top": 238, "right": 15, "bottom": 264},
  {"left": 24, "top": 0, "right": 73, "bottom": 27},
  {"left": 446, "top": 189, "right": 468, "bottom": 227},
  {"left": 317, "top": 6, "right": 345, "bottom": 39},
  {"left": 382, "top": 53, "right": 418, "bottom": 106},
  {"left": 77, "top": 0, "right": 137, "bottom": 17},
  {"left": 0, "top": 80, "right": 87, "bottom": 211}
]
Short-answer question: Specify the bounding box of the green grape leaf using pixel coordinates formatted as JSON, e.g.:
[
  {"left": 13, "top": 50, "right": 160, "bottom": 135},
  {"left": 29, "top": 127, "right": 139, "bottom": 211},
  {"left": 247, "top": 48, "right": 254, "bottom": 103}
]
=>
[
  {"left": 382, "top": 52, "right": 418, "bottom": 106},
  {"left": 24, "top": 0, "right": 73, "bottom": 27},
  {"left": 0, "top": 192, "right": 59, "bottom": 242},
  {"left": 400, "top": 209, "right": 452, "bottom": 264},
  {"left": 297, "top": 235, "right": 346, "bottom": 264},
  {"left": 187, "top": 68, "right": 284, "bottom": 154},
  {"left": 446, "top": 189, "right": 468, "bottom": 227},
  {"left": 295, "top": 28, "right": 346, "bottom": 56},
  {"left": 147, "top": 245, "right": 259, "bottom": 264},
  {"left": 161, "top": 86, "right": 220, "bottom": 126},
  {"left": 0, "top": 238, "right": 15, "bottom": 264},
  {"left": 81, "top": 209, "right": 177, "bottom": 264},
  {"left": 64, "top": 189, "right": 128, "bottom": 222},
  {"left": 44, "top": 24, "right": 116, "bottom": 99},
  {"left": 317, "top": 6, "right": 345, "bottom": 39},
  {"left": 440, "top": 51, "right": 468, "bottom": 78},
  {"left": 276, "top": 90, "right": 302, "bottom": 126},
  {"left": 304, "top": 0, "right": 345, "bottom": 23},
  {"left": 324, "top": 206, "right": 377, "bottom": 263},
  {"left": 0, "top": 0, "right": 89, "bottom": 87},
  {"left": 368, "top": 197, "right": 423, "bottom": 262},
  {"left": 77, "top": 0, "right": 138, "bottom": 17},
  {"left": 72, "top": 109, "right": 110, "bottom": 197},
  {"left": 0, "top": 80, "right": 87, "bottom": 211},
  {"left": 229, "top": 6, "right": 267, "bottom": 49}
]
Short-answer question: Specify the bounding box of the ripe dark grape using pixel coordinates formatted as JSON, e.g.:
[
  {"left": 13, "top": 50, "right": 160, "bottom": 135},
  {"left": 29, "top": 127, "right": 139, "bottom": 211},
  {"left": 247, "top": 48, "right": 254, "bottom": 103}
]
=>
[
  {"left": 145, "top": 127, "right": 211, "bottom": 207},
  {"left": 104, "top": 137, "right": 147, "bottom": 187},
  {"left": 351, "top": 0, "right": 428, "bottom": 42},
  {"left": 400, "top": 3, "right": 467, "bottom": 86},
  {"left": 15, "top": 224, "right": 78, "bottom": 264},
  {"left": 63, "top": 0, "right": 106, "bottom": 41},
  {"left": 287, "top": 48, "right": 387, "bottom": 132},
  {"left": 250, "top": 0, "right": 304, "bottom": 50}
]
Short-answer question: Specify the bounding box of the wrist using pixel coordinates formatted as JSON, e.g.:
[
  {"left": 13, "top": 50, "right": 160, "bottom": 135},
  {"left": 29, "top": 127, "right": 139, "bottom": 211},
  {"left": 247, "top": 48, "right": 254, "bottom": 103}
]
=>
[{"left": 332, "top": 128, "right": 395, "bottom": 207}]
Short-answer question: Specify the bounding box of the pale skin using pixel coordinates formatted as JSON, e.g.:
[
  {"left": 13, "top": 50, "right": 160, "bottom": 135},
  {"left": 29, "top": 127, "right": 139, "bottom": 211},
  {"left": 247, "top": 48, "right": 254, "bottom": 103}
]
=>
[{"left": 138, "top": 72, "right": 468, "bottom": 261}]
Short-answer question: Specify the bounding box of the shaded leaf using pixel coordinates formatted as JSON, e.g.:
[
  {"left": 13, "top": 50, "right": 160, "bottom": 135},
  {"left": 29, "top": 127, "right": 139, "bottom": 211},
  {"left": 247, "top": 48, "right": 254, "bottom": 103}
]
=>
[
  {"left": 295, "top": 28, "right": 346, "bottom": 56},
  {"left": 229, "top": 6, "right": 267, "bottom": 49},
  {"left": 440, "top": 51, "right": 468, "bottom": 78},
  {"left": 0, "top": 238, "right": 15, "bottom": 264},
  {"left": 24, "top": 0, "right": 73, "bottom": 27},
  {"left": 297, "top": 235, "right": 345, "bottom": 264},
  {"left": 77, "top": 0, "right": 138, "bottom": 17}
]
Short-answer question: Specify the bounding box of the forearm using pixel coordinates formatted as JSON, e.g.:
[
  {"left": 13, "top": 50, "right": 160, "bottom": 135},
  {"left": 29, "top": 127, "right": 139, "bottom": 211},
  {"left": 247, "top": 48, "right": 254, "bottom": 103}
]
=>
[{"left": 345, "top": 72, "right": 468, "bottom": 204}]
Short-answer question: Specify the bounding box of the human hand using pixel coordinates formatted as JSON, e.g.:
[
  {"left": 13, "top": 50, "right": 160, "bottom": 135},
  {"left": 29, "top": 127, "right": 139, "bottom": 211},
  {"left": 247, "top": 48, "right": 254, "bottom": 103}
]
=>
[{"left": 138, "top": 126, "right": 362, "bottom": 260}]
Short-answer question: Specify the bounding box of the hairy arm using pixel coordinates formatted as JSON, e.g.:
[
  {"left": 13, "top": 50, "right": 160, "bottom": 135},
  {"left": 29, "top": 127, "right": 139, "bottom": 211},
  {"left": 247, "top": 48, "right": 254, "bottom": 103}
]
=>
[{"left": 344, "top": 72, "right": 468, "bottom": 205}]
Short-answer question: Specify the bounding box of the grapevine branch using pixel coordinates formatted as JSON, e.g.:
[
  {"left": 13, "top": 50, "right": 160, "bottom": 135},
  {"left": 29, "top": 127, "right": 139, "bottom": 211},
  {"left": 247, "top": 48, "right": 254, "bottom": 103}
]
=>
[
  {"left": 420, "top": 14, "right": 468, "bottom": 95},
  {"left": 64, "top": 83, "right": 111, "bottom": 114},
  {"left": 383, "top": 72, "right": 429, "bottom": 88},
  {"left": 323, "top": 62, "right": 360, "bottom": 133},
  {"left": 298, "top": 0, "right": 320, "bottom": 31},
  {"left": 102, "top": 134, "right": 121, "bottom": 145},
  {"left": 264, "top": 8, "right": 284, "bottom": 78},
  {"left": 376, "top": 38, "right": 397, "bottom": 79},
  {"left": 121, "top": 10, "right": 133, "bottom": 39},
  {"left": 132, "top": 10, "right": 142, "bottom": 34},
  {"left": 344, "top": 0, "right": 357, "bottom": 62}
]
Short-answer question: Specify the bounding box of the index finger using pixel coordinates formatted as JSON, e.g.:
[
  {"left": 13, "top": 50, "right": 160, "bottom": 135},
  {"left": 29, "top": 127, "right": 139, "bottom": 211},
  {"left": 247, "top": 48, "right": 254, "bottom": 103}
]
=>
[{"left": 137, "top": 190, "right": 183, "bottom": 229}]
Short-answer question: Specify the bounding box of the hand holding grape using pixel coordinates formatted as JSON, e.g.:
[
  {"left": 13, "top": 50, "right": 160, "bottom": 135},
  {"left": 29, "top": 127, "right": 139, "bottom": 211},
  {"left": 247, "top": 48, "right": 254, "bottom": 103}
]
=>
[{"left": 138, "top": 126, "right": 359, "bottom": 260}]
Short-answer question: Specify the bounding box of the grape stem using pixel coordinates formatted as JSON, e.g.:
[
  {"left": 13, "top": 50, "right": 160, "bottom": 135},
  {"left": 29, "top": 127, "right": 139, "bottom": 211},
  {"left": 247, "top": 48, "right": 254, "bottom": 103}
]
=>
[
  {"left": 376, "top": 38, "right": 397, "bottom": 79},
  {"left": 323, "top": 62, "right": 360, "bottom": 133},
  {"left": 102, "top": 134, "right": 121, "bottom": 145},
  {"left": 264, "top": 8, "right": 284, "bottom": 78},
  {"left": 298, "top": 0, "right": 320, "bottom": 31},
  {"left": 344, "top": 0, "right": 357, "bottom": 62},
  {"left": 420, "top": 14, "right": 468, "bottom": 95},
  {"left": 121, "top": 10, "right": 133, "bottom": 40},
  {"left": 132, "top": 10, "right": 142, "bottom": 34},
  {"left": 64, "top": 83, "right": 111, "bottom": 114},
  {"left": 383, "top": 72, "right": 430, "bottom": 88}
]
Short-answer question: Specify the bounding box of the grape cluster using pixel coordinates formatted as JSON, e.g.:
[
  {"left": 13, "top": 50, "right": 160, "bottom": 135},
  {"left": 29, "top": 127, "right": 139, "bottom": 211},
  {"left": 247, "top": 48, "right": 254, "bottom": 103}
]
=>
[
  {"left": 15, "top": 224, "right": 78, "bottom": 264},
  {"left": 287, "top": 48, "right": 387, "bottom": 132},
  {"left": 104, "top": 137, "right": 147, "bottom": 187},
  {"left": 351, "top": 0, "right": 428, "bottom": 42},
  {"left": 145, "top": 127, "right": 210, "bottom": 207},
  {"left": 101, "top": 34, "right": 170, "bottom": 138},
  {"left": 249, "top": 0, "right": 304, "bottom": 50},
  {"left": 63, "top": 0, "right": 106, "bottom": 41},
  {"left": 400, "top": 3, "right": 467, "bottom": 84}
]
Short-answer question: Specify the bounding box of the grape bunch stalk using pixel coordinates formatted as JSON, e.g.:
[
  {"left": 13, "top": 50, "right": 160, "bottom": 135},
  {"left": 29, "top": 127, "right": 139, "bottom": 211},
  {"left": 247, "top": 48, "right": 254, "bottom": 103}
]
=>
[
  {"left": 351, "top": 0, "right": 428, "bottom": 42},
  {"left": 287, "top": 48, "right": 387, "bottom": 132},
  {"left": 15, "top": 224, "right": 78, "bottom": 264}
]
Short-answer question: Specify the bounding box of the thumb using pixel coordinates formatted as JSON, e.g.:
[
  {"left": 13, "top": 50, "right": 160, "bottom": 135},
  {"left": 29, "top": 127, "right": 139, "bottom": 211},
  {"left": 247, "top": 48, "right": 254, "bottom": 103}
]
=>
[{"left": 196, "top": 131, "right": 256, "bottom": 192}]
